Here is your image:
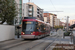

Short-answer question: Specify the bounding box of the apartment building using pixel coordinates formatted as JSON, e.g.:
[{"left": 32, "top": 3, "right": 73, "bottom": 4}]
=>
[
  {"left": 50, "top": 14, "right": 57, "bottom": 27},
  {"left": 44, "top": 13, "right": 57, "bottom": 28},
  {"left": 23, "top": 2, "right": 44, "bottom": 21},
  {"left": 43, "top": 13, "right": 50, "bottom": 23},
  {"left": 53, "top": 14, "right": 57, "bottom": 27},
  {"left": 50, "top": 14, "right": 54, "bottom": 27},
  {"left": 55, "top": 18, "right": 60, "bottom": 26},
  {"left": 15, "top": 0, "right": 23, "bottom": 25}
]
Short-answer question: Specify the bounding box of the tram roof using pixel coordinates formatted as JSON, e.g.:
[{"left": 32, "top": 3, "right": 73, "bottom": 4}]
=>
[
  {"left": 23, "top": 19, "right": 50, "bottom": 26},
  {"left": 36, "top": 19, "right": 50, "bottom": 25}
]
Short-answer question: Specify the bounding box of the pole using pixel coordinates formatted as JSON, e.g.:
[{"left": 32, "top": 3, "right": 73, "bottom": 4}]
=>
[
  {"left": 14, "top": 18, "right": 15, "bottom": 25},
  {"left": 17, "top": 29, "right": 19, "bottom": 38},
  {"left": 32, "top": 6, "right": 33, "bottom": 17},
  {"left": 66, "top": 16, "right": 69, "bottom": 32}
]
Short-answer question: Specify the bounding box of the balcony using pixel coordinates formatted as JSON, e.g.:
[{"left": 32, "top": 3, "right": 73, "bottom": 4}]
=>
[
  {"left": 37, "top": 12, "right": 40, "bottom": 14},
  {"left": 37, "top": 10, "right": 39, "bottom": 13},
  {"left": 28, "top": 9, "right": 32, "bottom": 11},
  {"left": 40, "top": 12, "right": 42, "bottom": 14},
  {"left": 37, "top": 7, "right": 40, "bottom": 9},
  {"left": 37, "top": 14, "right": 39, "bottom": 15},
  {"left": 28, "top": 13, "right": 32, "bottom": 15}
]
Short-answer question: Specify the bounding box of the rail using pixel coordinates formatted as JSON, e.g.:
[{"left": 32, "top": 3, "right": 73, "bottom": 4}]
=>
[{"left": 26, "top": 36, "right": 58, "bottom": 50}]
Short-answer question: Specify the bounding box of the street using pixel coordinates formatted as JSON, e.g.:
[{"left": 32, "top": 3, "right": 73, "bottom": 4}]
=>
[
  {"left": 0, "top": 0, "right": 75, "bottom": 50},
  {"left": 0, "top": 31, "right": 71, "bottom": 50}
]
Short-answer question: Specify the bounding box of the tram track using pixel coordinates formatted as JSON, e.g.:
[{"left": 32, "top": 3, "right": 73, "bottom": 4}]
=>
[
  {"left": 1, "top": 39, "right": 35, "bottom": 50},
  {"left": 0, "top": 36, "right": 49, "bottom": 50},
  {"left": 7, "top": 36, "right": 50, "bottom": 50},
  {"left": 26, "top": 40, "right": 46, "bottom": 50},
  {"left": 25, "top": 36, "right": 58, "bottom": 50},
  {"left": 1, "top": 35, "right": 58, "bottom": 50},
  {"left": 25, "top": 36, "right": 50, "bottom": 50},
  {"left": 44, "top": 38, "right": 57, "bottom": 50}
]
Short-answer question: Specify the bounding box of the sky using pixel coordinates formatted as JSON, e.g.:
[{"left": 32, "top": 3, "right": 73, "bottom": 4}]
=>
[{"left": 23, "top": 0, "right": 75, "bottom": 22}]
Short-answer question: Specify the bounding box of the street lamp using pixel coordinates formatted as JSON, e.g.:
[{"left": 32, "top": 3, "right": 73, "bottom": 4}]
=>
[{"left": 66, "top": 16, "right": 69, "bottom": 32}]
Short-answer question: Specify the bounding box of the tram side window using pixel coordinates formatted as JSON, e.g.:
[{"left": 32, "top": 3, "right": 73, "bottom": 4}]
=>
[
  {"left": 47, "top": 25, "right": 50, "bottom": 31},
  {"left": 37, "top": 22, "right": 45, "bottom": 32},
  {"left": 40, "top": 24, "right": 45, "bottom": 32},
  {"left": 45, "top": 25, "right": 49, "bottom": 32},
  {"left": 37, "top": 22, "right": 40, "bottom": 32},
  {"left": 45, "top": 24, "right": 47, "bottom": 32},
  {"left": 35, "top": 22, "right": 39, "bottom": 31},
  {"left": 48, "top": 26, "right": 50, "bottom": 31},
  {"left": 37, "top": 22, "right": 41, "bottom": 32}
]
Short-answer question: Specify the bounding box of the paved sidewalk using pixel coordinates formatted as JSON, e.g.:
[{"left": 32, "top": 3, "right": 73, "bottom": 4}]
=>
[{"left": 49, "top": 36, "right": 74, "bottom": 50}]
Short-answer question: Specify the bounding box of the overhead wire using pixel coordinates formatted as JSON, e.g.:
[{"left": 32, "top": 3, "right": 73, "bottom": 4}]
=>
[{"left": 49, "top": 0, "right": 58, "bottom": 14}]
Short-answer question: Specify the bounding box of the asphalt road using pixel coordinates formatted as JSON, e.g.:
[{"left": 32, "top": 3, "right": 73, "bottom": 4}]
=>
[
  {"left": 0, "top": 30, "right": 71, "bottom": 50},
  {"left": 0, "top": 35, "right": 71, "bottom": 50}
]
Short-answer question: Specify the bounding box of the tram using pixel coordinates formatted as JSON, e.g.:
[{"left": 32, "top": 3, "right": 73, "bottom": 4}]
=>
[{"left": 21, "top": 17, "right": 50, "bottom": 39}]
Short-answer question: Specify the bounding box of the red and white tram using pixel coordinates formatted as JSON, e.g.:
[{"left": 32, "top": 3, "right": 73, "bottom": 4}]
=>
[{"left": 21, "top": 17, "right": 50, "bottom": 39}]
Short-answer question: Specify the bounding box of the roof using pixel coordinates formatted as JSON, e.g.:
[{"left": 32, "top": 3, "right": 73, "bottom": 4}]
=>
[{"left": 23, "top": 19, "right": 50, "bottom": 26}]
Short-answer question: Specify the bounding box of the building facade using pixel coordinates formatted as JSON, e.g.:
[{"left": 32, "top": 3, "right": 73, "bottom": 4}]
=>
[
  {"left": 44, "top": 13, "right": 57, "bottom": 28},
  {"left": 15, "top": 0, "right": 23, "bottom": 25},
  {"left": 70, "top": 19, "right": 75, "bottom": 25},
  {"left": 55, "top": 18, "right": 60, "bottom": 26},
  {"left": 50, "top": 14, "right": 54, "bottom": 27},
  {"left": 53, "top": 14, "right": 57, "bottom": 27},
  {"left": 43, "top": 13, "right": 50, "bottom": 23},
  {"left": 23, "top": 2, "right": 44, "bottom": 21}
]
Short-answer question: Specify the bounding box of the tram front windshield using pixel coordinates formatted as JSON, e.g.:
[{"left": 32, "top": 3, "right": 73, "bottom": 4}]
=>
[{"left": 22, "top": 21, "right": 35, "bottom": 31}]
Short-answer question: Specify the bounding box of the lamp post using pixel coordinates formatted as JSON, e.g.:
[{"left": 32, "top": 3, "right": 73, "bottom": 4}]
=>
[{"left": 66, "top": 16, "right": 69, "bottom": 32}]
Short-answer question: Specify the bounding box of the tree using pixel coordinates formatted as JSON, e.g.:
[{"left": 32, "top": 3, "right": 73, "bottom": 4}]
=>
[{"left": 0, "top": 0, "right": 18, "bottom": 25}]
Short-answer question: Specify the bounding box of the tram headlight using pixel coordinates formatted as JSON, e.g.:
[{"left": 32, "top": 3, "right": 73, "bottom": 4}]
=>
[
  {"left": 23, "top": 33, "right": 25, "bottom": 34},
  {"left": 31, "top": 33, "right": 33, "bottom": 34},
  {"left": 21, "top": 32, "right": 25, "bottom": 35}
]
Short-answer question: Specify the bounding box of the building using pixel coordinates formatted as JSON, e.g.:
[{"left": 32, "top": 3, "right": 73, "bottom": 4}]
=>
[
  {"left": 60, "top": 21, "right": 66, "bottom": 26},
  {"left": 53, "top": 14, "right": 57, "bottom": 27},
  {"left": 23, "top": 2, "right": 44, "bottom": 21},
  {"left": 70, "top": 19, "right": 75, "bottom": 25},
  {"left": 50, "top": 14, "right": 54, "bottom": 27},
  {"left": 50, "top": 14, "right": 57, "bottom": 27},
  {"left": 43, "top": 13, "right": 50, "bottom": 23},
  {"left": 55, "top": 18, "right": 60, "bottom": 26},
  {"left": 15, "top": 0, "right": 23, "bottom": 25},
  {"left": 44, "top": 13, "right": 57, "bottom": 28}
]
